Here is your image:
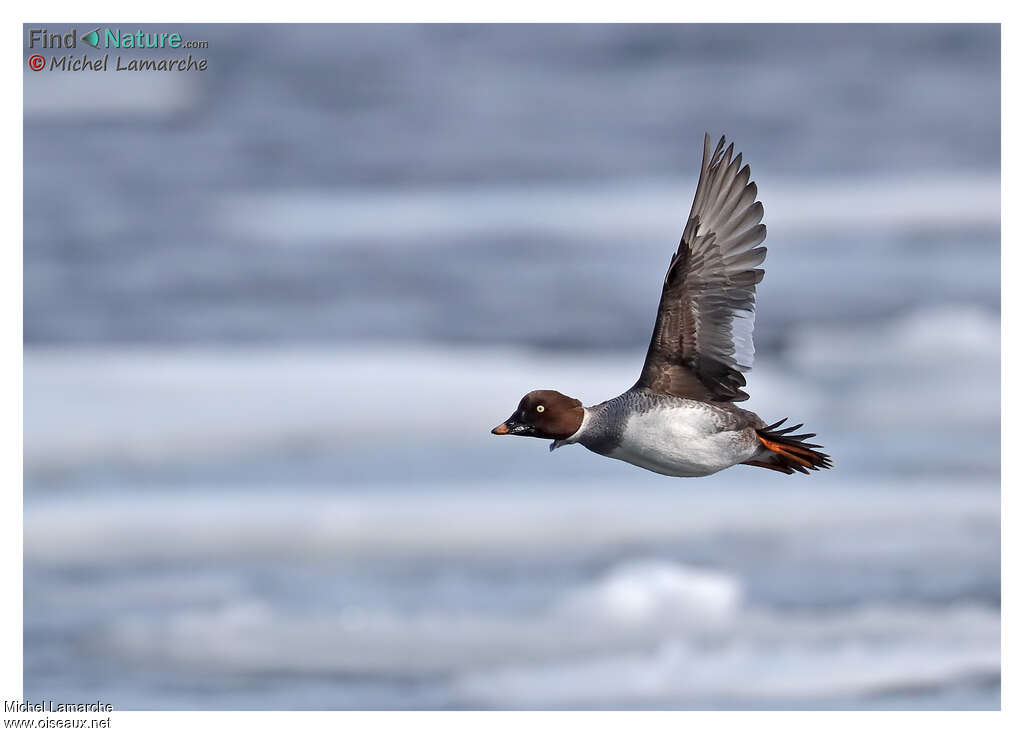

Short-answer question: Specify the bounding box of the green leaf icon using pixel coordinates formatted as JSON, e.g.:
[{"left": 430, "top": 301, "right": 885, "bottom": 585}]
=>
[{"left": 82, "top": 29, "right": 100, "bottom": 48}]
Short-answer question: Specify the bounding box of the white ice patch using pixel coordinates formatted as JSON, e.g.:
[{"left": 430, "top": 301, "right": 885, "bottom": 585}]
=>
[
  {"left": 102, "top": 559, "right": 743, "bottom": 677},
  {"left": 24, "top": 482, "right": 996, "bottom": 565},
  {"left": 24, "top": 70, "right": 197, "bottom": 119},
  {"left": 453, "top": 605, "right": 999, "bottom": 707},
  {"left": 23, "top": 345, "right": 637, "bottom": 471},
  {"left": 784, "top": 304, "right": 999, "bottom": 430},
  {"left": 788, "top": 304, "right": 999, "bottom": 372},
  {"left": 216, "top": 174, "right": 998, "bottom": 248},
  {"left": 555, "top": 559, "right": 740, "bottom": 629},
  {"left": 88, "top": 557, "right": 997, "bottom": 706}
]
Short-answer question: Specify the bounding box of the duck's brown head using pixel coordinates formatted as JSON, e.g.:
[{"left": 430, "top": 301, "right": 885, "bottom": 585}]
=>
[{"left": 491, "top": 390, "right": 584, "bottom": 441}]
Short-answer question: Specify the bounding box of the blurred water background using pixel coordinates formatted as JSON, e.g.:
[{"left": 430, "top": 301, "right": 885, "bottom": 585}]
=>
[{"left": 23, "top": 24, "right": 1000, "bottom": 709}]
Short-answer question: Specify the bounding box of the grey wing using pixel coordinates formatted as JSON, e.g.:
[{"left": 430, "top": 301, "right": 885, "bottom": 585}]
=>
[{"left": 635, "top": 133, "right": 767, "bottom": 402}]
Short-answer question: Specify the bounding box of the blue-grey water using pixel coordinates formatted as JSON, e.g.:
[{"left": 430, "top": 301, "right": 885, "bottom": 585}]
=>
[{"left": 23, "top": 24, "right": 1000, "bottom": 709}]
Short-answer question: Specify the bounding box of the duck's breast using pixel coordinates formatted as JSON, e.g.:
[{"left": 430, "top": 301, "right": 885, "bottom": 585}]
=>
[{"left": 609, "top": 400, "right": 757, "bottom": 477}]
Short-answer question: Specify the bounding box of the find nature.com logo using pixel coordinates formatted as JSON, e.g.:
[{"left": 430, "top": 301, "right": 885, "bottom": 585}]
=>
[{"left": 26, "top": 27, "right": 209, "bottom": 72}]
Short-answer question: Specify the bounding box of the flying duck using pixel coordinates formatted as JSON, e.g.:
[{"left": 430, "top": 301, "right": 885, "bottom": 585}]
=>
[{"left": 492, "top": 134, "right": 831, "bottom": 476}]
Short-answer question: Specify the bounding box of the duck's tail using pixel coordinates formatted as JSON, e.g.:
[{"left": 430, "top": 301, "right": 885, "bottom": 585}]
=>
[{"left": 742, "top": 418, "right": 833, "bottom": 475}]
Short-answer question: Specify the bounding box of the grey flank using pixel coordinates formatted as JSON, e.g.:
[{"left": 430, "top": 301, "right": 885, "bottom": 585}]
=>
[{"left": 577, "top": 387, "right": 762, "bottom": 457}]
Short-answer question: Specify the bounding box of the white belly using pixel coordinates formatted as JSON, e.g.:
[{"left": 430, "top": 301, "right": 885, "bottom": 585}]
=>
[{"left": 609, "top": 405, "right": 755, "bottom": 477}]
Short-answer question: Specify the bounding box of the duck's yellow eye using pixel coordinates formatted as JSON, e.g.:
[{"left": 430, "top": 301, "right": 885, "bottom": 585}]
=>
[{"left": 536, "top": 405, "right": 545, "bottom": 413}]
